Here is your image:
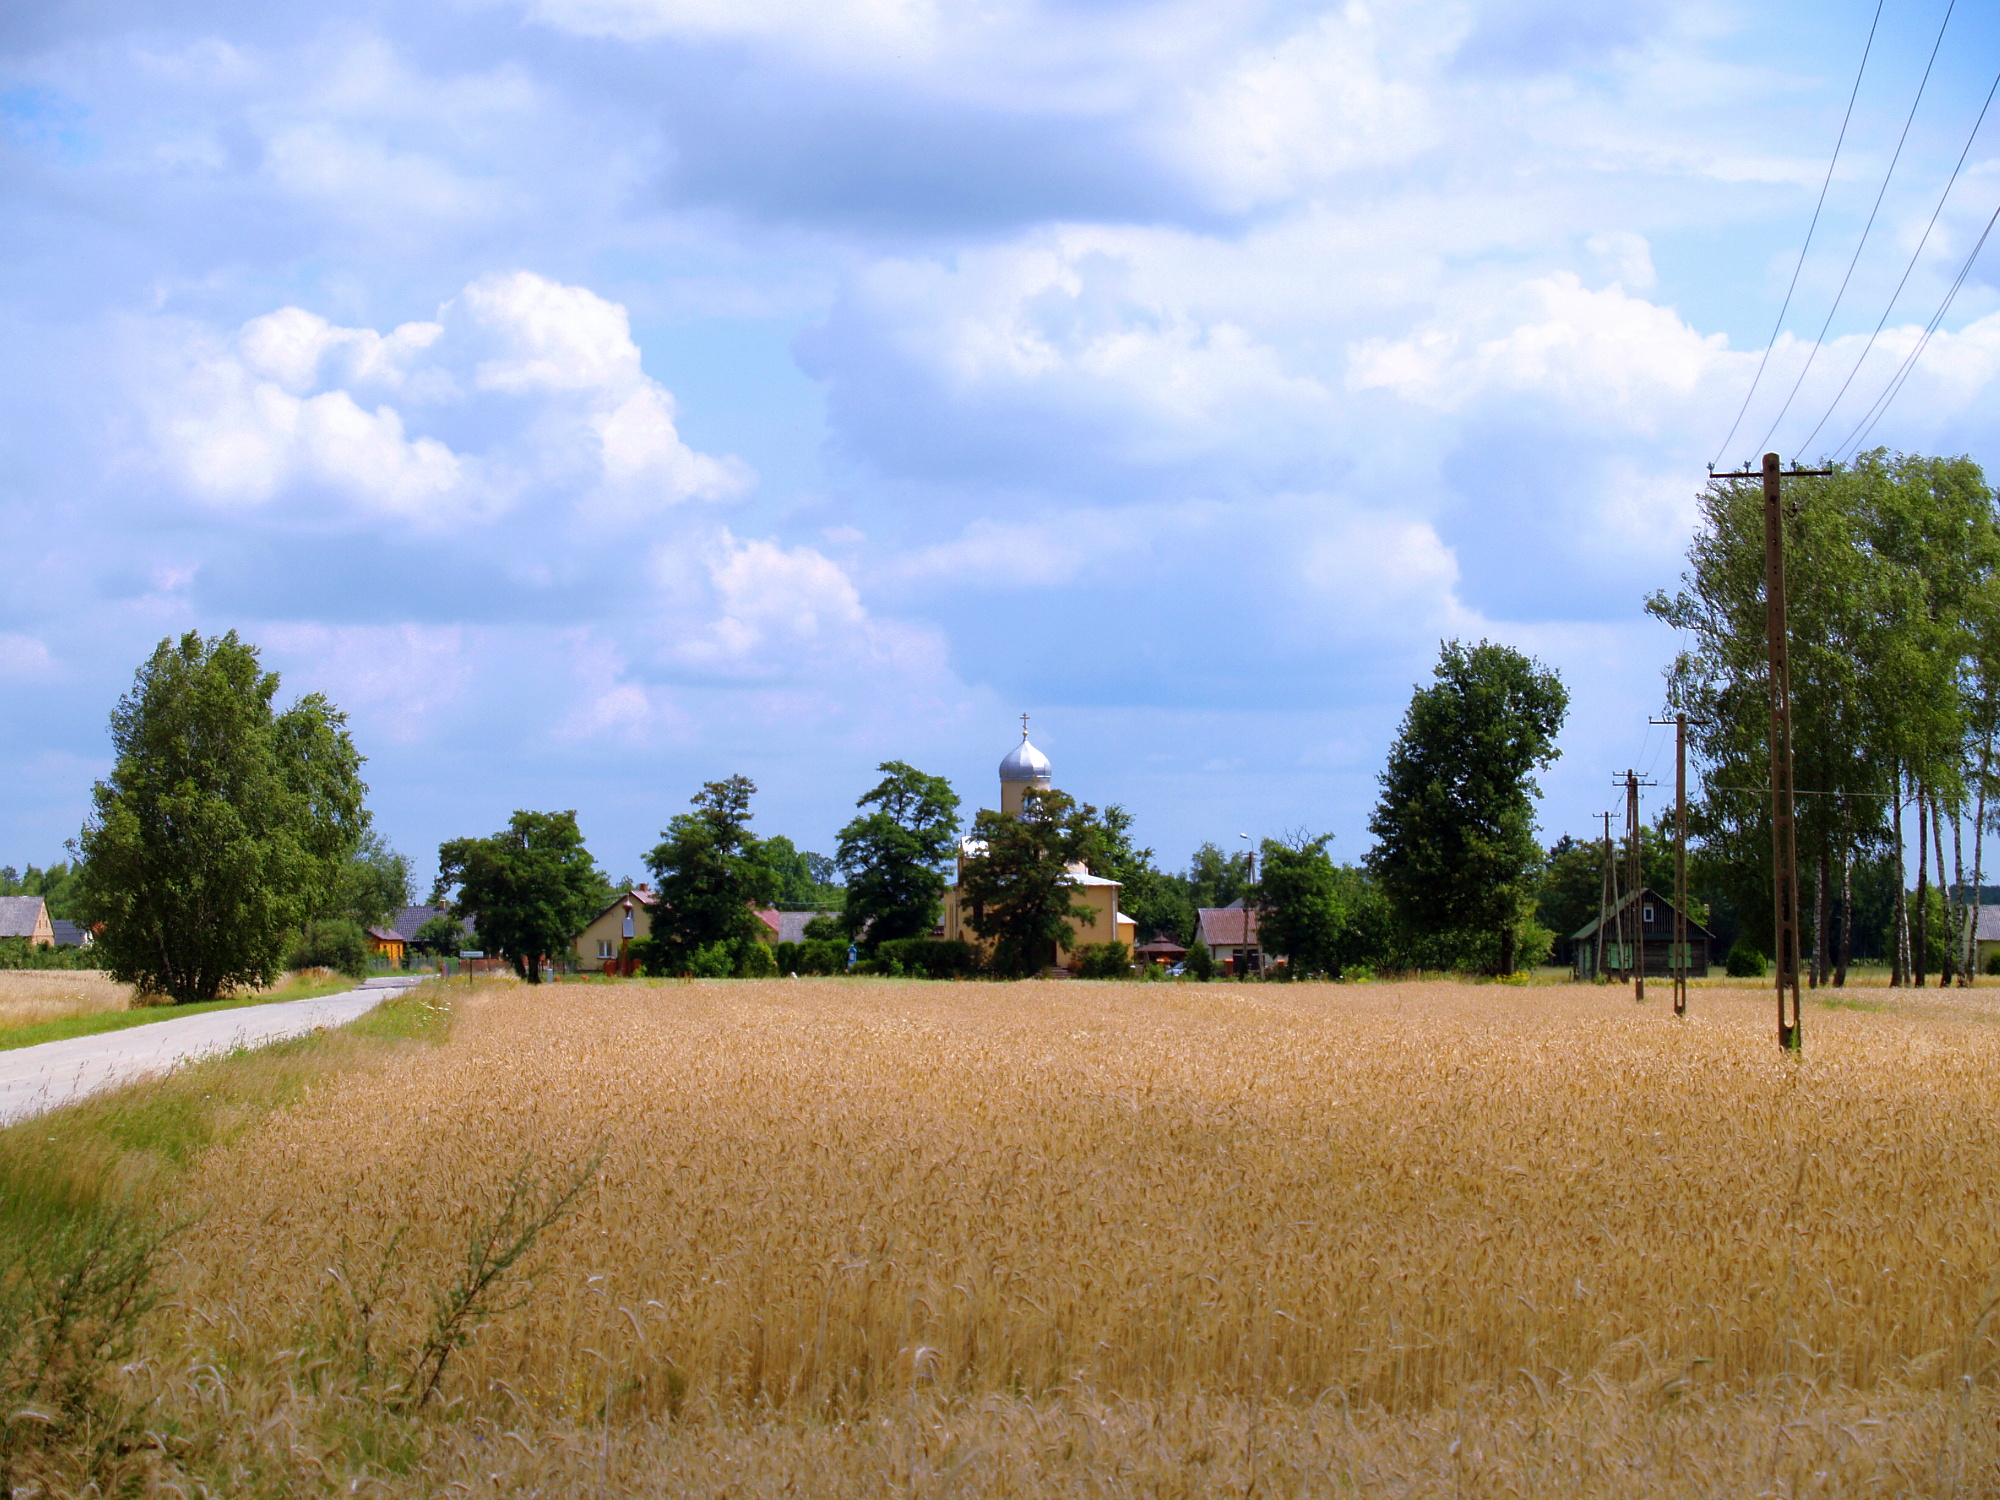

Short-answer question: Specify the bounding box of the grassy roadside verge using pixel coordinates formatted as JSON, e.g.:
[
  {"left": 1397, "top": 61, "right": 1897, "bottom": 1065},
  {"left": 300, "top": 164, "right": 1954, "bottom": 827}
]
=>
[
  {"left": 0, "top": 973, "right": 366, "bottom": 1053},
  {"left": 0, "top": 978, "right": 469, "bottom": 1496},
  {"left": 0, "top": 978, "right": 460, "bottom": 1223}
]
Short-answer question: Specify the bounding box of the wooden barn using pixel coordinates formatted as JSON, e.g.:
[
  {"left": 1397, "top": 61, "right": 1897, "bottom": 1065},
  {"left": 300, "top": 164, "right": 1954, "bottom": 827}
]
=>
[{"left": 1570, "top": 889, "right": 1715, "bottom": 979}]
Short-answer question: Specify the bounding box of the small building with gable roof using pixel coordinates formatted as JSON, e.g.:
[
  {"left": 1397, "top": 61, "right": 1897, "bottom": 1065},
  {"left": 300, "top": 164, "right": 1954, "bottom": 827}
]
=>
[
  {"left": 1569, "top": 889, "right": 1714, "bottom": 979},
  {"left": 0, "top": 897, "right": 54, "bottom": 946}
]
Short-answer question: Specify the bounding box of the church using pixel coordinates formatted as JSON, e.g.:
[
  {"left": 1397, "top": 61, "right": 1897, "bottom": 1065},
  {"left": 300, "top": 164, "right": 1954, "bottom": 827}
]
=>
[{"left": 939, "top": 721, "right": 1138, "bottom": 970}]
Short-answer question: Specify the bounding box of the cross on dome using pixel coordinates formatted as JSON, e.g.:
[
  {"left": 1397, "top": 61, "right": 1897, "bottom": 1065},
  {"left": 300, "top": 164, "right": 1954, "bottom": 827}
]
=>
[{"left": 999, "top": 716, "right": 1052, "bottom": 784}]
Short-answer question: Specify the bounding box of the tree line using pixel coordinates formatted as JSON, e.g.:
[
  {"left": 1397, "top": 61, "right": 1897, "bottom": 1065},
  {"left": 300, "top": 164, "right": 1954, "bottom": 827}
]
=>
[
  {"left": 1648, "top": 447, "right": 2000, "bottom": 987},
  {"left": 49, "top": 451, "right": 2000, "bottom": 997},
  {"left": 39, "top": 624, "right": 1593, "bottom": 996}
]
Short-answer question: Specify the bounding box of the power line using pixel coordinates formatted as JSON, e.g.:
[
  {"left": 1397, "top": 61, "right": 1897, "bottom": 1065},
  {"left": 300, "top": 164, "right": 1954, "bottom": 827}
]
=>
[
  {"left": 1710, "top": 0, "right": 1886, "bottom": 469},
  {"left": 1833, "top": 195, "right": 2000, "bottom": 459},
  {"left": 1757, "top": 0, "right": 1958, "bottom": 460},
  {"left": 1795, "top": 61, "right": 2000, "bottom": 458}
]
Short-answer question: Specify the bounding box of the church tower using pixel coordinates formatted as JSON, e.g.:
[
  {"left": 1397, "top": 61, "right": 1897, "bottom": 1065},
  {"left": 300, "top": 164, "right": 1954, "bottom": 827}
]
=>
[
  {"left": 998, "top": 715, "right": 1052, "bottom": 815},
  {"left": 940, "top": 715, "right": 1137, "bottom": 964}
]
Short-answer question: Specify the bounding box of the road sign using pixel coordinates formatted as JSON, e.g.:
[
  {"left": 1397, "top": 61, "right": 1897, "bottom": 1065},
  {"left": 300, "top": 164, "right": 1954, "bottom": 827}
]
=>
[{"left": 459, "top": 950, "right": 484, "bottom": 959}]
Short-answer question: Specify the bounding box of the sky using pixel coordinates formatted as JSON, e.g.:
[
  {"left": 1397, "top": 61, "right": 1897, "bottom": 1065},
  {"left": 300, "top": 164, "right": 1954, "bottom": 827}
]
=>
[{"left": 6, "top": 0, "right": 2000, "bottom": 890}]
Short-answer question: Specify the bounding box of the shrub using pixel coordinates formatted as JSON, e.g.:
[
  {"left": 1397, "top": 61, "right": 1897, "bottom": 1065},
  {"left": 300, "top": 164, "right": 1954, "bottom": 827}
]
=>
[
  {"left": 0, "top": 939, "right": 98, "bottom": 971},
  {"left": 802, "top": 914, "right": 844, "bottom": 944},
  {"left": 734, "top": 940, "right": 778, "bottom": 979},
  {"left": 1073, "top": 941, "right": 1132, "bottom": 979},
  {"left": 875, "top": 938, "right": 981, "bottom": 979},
  {"left": 1725, "top": 940, "right": 1767, "bottom": 978},
  {"left": 686, "top": 942, "right": 734, "bottom": 979},
  {"left": 774, "top": 938, "right": 852, "bottom": 976},
  {"left": 287, "top": 918, "right": 369, "bottom": 978},
  {"left": 1986, "top": 949, "right": 2000, "bottom": 977},
  {"left": 802, "top": 939, "right": 849, "bottom": 975},
  {"left": 1183, "top": 941, "right": 1215, "bottom": 981}
]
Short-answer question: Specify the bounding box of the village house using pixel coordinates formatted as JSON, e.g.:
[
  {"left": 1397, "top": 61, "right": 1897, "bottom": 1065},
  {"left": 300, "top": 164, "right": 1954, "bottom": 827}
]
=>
[
  {"left": 1967, "top": 904, "right": 2000, "bottom": 974},
  {"left": 1195, "top": 903, "right": 1262, "bottom": 974},
  {"left": 0, "top": 896, "right": 55, "bottom": 946},
  {"left": 939, "top": 723, "right": 1137, "bottom": 970},
  {"left": 1569, "top": 888, "right": 1715, "bottom": 979},
  {"left": 573, "top": 887, "right": 658, "bottom": 974}
]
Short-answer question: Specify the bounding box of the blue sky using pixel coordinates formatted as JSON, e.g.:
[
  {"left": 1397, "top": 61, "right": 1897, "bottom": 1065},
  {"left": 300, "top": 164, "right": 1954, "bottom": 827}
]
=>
[{"left": 5, "top": 0, "right": 2000, "bottom": 888}]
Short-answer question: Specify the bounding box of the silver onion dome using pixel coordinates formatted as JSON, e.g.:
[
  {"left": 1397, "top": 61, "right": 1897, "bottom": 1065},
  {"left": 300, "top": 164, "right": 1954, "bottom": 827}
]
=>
[{"left": 999, "top": 729, "right": 1052, "bottom": 783}]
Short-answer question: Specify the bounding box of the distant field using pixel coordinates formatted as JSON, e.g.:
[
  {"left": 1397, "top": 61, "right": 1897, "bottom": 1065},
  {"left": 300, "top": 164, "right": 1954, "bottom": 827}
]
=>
[
  {"left": 0, "top": 967, "right": 131, "bottom": 1029},
  {"left": 132, "top": 975, "right": 2000, "bottom": 1494},
  {"left": 0, "top": 967, "right": 364, "bottom": 1047}
]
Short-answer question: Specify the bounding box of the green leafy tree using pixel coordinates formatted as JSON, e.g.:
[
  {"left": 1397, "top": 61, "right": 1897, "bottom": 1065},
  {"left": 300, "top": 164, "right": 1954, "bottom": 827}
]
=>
[
  {"left": 835, "top": 762, "right": 961, "bottom": 951},
  {"left": 1368, "top": 640, "right": 1569, "bottom": 975},
  {"left": 287, "top": 918, "right": 370, "bottom": 977},
  {"left": 410, "top": 913, "right": 467, "bottom": 959},
  {"left": 0, "top": 864, "right": 82, "bottom": 920},
  {"left": 336, "top": 830, "right": 412, "bottom": 929},
  {"left": 752, "top": 835, "right": 845, "bottom": 910},
  {"left": 1184, "top": 842, "right": 1252, "bottom": 911},
  {"left": 1090, "top": 807, "right": 1192, "bottom": 943},
  {"left": 959, "top": 788, "right": 1107, "bottom": 978},
  {"left": 1649, "top": 450, "right": 2000, "bottom": 985},
  {"left": 644, "top": 776, "right": 780, "bottom": 973},
  {"left": 72, "top": 631, "right": 368, "bottom": 1004},
  {"left": 1257, "top": 833, "right": 1348, "bottom": 976},
  {"left": 435, "top": 811, "right": 607, "bottom": 984}
]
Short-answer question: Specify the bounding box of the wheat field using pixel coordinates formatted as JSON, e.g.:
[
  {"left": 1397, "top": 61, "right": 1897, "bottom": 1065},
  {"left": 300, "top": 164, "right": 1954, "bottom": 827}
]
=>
[
  {"left": 148, "top": 977, "right": 2000, "bottom": 1495},
  {"left": 0, "top": 967, "right": 131, "bottom": 1028}
]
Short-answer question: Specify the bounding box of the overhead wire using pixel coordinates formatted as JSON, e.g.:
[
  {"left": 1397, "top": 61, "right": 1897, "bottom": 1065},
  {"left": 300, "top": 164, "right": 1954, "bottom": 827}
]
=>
[
  {"left": 1710, "top": 0, "right": 1886, "bottom": 469},
  {"left": 1795, "top": 58, "right": 2000, "bottom": 459},
  {"left": 1833, "top": 196, "right": 2000, "bottom": 459},
  {"left": 1756, "top": 0, "right": 1958, "bottom": 460}
]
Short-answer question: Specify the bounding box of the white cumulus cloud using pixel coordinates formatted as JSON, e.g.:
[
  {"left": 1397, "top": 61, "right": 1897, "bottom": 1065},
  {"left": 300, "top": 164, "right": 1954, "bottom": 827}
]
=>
[{"left": 149, "top": 271, "right": 749, "bottom": 524}]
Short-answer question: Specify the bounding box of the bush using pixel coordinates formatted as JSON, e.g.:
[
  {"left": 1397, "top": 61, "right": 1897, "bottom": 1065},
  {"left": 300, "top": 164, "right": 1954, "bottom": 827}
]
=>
[
  {"left": 802, "top": 914, "right": 844, "bottom": 944},
  {"left": 1725, "top": 940, "right": 1768, "bottom": 978},
  {"left": 686, "top": 942, "right": 734, "bottom": 978},
  {"left": 0, "top": 939, "right": 98, "bottom": 971},
  {"left": 1183, "top": 941, "right": 1215, "bottom": 981},
  {"left": 1073, "top": 941, "right": 1132, "bottom": 979},
  {"left": 735, "top": 940, "right": 778, "bottom": 979},
  {"left": 1986, "top": 949, "right": 2000, "bottom": 977},
  {"left": 875, "top": 937, "right": 981, "bottom": 979},
  {"left": 287, "top": 918, "right": 369, "bottom": 978}
]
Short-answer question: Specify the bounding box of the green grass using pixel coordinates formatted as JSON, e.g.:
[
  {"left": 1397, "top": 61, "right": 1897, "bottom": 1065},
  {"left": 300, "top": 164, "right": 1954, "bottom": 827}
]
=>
[
  {"left": 1815, "top": 994, "right": 1889, "bottom": 1012},
  {"left": 0, "top": 981, "right": 460, "bottom": 1239},
  {"left": 0, "top": 974, "right": 363, "bottom": 1053}
]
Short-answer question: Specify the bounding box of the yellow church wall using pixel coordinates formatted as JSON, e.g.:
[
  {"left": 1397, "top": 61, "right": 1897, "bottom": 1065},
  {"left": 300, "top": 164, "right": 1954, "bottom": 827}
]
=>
[
  {"left": 942, "top": 874, "right": 1131, "bottom": 969},
  {"left": 1000, "top": 775, "right": 1050, "bottom": 816}
]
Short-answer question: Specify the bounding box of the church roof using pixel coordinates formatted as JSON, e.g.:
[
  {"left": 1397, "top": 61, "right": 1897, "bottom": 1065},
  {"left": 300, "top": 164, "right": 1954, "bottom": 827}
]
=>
[{"left": 999, "top": 729, "right": 1052, "bottom": 782}]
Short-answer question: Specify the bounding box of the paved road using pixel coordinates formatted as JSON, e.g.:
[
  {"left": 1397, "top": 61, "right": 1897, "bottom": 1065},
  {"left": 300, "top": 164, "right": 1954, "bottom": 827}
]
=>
[{"left": 0, "top": 975, "right": 425, "bottom": 1127}]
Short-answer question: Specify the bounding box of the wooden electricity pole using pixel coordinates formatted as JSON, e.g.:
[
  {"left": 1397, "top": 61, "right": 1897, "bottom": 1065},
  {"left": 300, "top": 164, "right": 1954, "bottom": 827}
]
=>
[
  {"left": 1651, "top": 714, "right": 1692, "bottom": 1017},
  {"left": 1673, "top": 715, "right": 1688, "bottom": 1017},
  {"left": 1707, "top": 452, "right": 1831, "bottom": 1050},
  {"left": 1597, "top": 811, "right": 1616, "bottom": 981},
  {"left": 1622, "top": 770, "right": 1656, "bottom": 1002}
]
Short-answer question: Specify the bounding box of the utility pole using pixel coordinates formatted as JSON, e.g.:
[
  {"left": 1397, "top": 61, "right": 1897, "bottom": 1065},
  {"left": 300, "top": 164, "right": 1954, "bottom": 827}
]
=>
[
  {"left": 1707, "top": 452, "right": 1832, "bottom": 1050},
  {"left": 1597, "top": 811, "right": 1616, "bottom": 981},
  {"left": 1650, "top": 715, "right": 1692, "bottom": 1017},
  {"left": 1621, "top": 771, "right": 1656, "bottom": 1002}
]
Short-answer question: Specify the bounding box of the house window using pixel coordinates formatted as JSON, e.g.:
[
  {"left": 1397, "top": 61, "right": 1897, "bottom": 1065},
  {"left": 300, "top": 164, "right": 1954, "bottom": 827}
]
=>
[
  {"left": 596, "top": 940, "right": 614, "bottom": 959},
  {"left": 1643, "top": 905, "right": 1655, "bottom": 924}
]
